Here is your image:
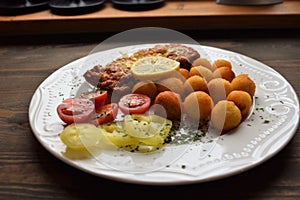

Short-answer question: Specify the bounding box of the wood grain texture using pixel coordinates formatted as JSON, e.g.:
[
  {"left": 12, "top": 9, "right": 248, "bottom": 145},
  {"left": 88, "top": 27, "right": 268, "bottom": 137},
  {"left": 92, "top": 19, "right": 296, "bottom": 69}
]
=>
[{"left": 0, "top": 29, "right": 299, "bottom": 199}]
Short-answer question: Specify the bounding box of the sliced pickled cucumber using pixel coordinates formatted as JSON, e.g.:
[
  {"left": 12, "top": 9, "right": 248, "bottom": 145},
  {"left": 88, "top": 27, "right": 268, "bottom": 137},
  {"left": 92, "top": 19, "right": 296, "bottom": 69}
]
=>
[
  {"left": 59, "top": 123, "right": 105, "bottom": 151},
  {"left": 100, "top": 122, "right": 140, "bottom": 148},
  {"left": 124, "top": 114, "right": 171, "bottom": 138},
  {"left": 100, "top": 114, "right": 173, "bottom": 153}
]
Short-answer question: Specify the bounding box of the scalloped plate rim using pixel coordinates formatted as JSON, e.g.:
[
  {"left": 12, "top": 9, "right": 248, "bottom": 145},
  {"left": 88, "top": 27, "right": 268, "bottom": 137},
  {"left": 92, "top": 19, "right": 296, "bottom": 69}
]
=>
[{"left": 28, "top": 44, "right": 300, "bottom": 185}]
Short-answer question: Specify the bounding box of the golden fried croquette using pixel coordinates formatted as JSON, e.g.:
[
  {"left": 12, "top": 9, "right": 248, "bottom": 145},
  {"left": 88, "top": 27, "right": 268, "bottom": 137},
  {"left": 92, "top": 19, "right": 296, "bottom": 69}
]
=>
[
  {"left": 212, "top": 59, "right": 232, "bottom": 70},
  {"left": 212, "top": 66, "right": 236, "bottom": 82},
  {"left": 189, "top": 66, "right": 213, "bottom": 82},
  {"left": 156, "top": 77, "right": 184, "bottom": 95},
  {"left": 211, "top": 100, "right": 242, "bottom": 133},
  {"left": 179, "top": 68, "right": 190, "bottom": 79},
  {"left": 227, "top": 90, "right": 252, "bottom": 119},
  {"left": 207, "top": 78, "right": 233, "bottom": 103},
  {"left": 183, "top": 75, "right": 208, "bottom": 94},
  {"left": 154, "top": 91, "right": 182, "bottom": 120},
  {"left": 231, "top": 74, "right": 256, "bottom": 97},
  {"left": 192, "top": 58, "right": 216, "bottom": 71},
  {"left": 132, "top": 81, "right": 158, "bottom": 100},
  {"left": 183, "top": 91, "right": 214, "bottom": 121}
]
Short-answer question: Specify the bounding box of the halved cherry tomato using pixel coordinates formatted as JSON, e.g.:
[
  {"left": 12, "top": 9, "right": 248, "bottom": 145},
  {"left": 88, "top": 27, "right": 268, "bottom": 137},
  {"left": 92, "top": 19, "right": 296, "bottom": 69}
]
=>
[
  {"left": 57, "top": 97, "right": 94, "bottom": 125},
  {"left": 91, "top": 103, "right": 118, "bottom": 125},
  {"left": 80, "top": 90, "right": 108, "bottom": 110},
  {"left": 118, "top": 94, "right": 151, "bottom": 114}
]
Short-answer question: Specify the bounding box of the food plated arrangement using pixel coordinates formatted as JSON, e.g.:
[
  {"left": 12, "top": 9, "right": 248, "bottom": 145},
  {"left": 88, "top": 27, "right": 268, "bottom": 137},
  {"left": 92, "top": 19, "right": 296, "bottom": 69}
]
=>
[
  {"left": 28, "top": 42, "right": 299, "bottom": 184},
  {"left": 56, "top": 43, "right": 256, "bottom": 154}
]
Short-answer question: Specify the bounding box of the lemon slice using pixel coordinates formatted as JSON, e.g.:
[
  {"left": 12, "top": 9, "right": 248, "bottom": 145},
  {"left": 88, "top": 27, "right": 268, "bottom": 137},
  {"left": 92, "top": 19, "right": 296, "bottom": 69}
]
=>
[{"left": 131, "top": 56, "right": 180, "bottom": 81}]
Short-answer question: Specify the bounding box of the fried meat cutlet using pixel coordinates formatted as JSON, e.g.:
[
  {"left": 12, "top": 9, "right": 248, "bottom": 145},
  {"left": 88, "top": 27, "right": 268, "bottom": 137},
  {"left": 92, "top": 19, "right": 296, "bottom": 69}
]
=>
[{"left": 83, "top": 44, "right": 200, "bottom": 92}]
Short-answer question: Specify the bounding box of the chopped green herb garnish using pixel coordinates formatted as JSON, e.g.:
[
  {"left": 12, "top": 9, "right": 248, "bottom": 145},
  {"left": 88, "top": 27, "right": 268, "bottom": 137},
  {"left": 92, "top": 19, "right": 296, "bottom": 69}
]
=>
[{"left": 256, "top": 107, "right": 264, "bottom": 112}]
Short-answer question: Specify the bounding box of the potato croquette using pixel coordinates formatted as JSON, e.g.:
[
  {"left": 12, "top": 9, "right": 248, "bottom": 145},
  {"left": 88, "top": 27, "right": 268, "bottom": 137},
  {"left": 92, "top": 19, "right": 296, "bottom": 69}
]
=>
[
  {"left": 227, "top": 90, "right": 252, "bottom": 119},
  {"left": 179, "top": 68, "right": 190, "bottom": 79},
  {"left": 190, "top": 66, "right": 213, "bottom": 82},
  {"left": 132, "top": 81, "right": 158, "bottom": 100},
  {"left": 231, "top": 74, "right": 256, "bottom": 97},
  {"left": 211, "top": 100, "right": 242, "bottom": 133},
  {"left": 156, "top": 77, "right": 184, "bottom": 95},
  {"left": 154, "top": 91, "right": 182, "bottom": 120},
  {"left": 183, "top": 91, "right": 214, "bottom": 121},
  {"left": 212, "top": 59, "right": 232, "bottom": 70},
  {"left": 183, "top": 75, "right": 208, "bottom": 94},
  {"left": 212, "top": 66, "right": 236, "bottom": 82},
  {"left": 192, "top": 58, "right": 216, "bottom": 71},
  {"left": 207, "top": 78, "right": 233, "bottom": 103}
]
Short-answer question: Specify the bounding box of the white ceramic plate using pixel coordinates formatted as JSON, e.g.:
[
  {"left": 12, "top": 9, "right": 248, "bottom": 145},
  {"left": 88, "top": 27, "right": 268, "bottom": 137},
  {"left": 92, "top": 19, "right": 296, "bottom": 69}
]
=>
[{"left": 29, "top": 44, "right": 299, "bottom": 185}]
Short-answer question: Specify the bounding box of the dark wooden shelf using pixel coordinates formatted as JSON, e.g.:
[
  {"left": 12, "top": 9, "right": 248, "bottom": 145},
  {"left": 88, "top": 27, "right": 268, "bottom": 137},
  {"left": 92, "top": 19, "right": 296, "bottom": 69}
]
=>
[{"left": 0, "top": 0, "right": 300, "bottom": 36}]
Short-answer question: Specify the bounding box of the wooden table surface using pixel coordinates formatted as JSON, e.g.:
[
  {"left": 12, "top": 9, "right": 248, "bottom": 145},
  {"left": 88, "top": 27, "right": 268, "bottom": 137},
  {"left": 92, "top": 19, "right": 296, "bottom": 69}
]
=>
[{"left": 0, "top": 29, "right": 299, "bottom": 199}]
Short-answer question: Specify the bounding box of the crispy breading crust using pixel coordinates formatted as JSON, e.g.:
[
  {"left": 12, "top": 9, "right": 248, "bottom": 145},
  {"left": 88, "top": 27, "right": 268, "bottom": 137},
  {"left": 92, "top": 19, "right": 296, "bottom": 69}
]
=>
[{"left": 154, "top": 91, "right": 182, "bottom": 120}]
